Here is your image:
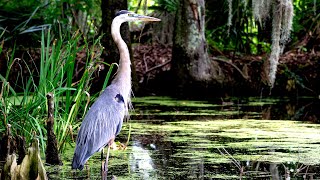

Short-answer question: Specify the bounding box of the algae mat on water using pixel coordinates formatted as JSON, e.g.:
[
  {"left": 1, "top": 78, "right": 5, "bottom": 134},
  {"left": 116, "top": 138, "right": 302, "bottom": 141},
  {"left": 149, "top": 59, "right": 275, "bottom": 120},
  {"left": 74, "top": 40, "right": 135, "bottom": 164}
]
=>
[
  {"left": 128, "top": 119, "right": 320, "bottom": 165},
  {"left": 51, "top": 119, "right": 320, "bottom": 179},
  {"left": 49, "top": 96, "right": 320, "bottom": 179}
]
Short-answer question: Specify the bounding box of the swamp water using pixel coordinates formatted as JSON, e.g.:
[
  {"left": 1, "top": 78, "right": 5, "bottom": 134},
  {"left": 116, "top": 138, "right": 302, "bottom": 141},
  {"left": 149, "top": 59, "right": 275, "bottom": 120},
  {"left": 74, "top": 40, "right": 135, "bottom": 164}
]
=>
[{"left": 48, "top": 97, "right": 320, "bottom": 179}]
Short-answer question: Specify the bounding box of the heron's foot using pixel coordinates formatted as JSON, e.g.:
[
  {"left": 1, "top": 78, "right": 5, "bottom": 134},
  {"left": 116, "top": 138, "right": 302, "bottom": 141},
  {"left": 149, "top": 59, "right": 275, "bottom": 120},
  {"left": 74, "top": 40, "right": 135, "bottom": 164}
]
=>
[
  {"left": 110, "top": 142, "right": 118, "bottom": 150},
  {"left": 109, "top": 140, "right": 127, "bottom": 150},
  {"left": 112, "top": 142, "right": 127, "bottom": 150},
  {"left": 119, "top": 142, "right": 127, "bottom": 150}
]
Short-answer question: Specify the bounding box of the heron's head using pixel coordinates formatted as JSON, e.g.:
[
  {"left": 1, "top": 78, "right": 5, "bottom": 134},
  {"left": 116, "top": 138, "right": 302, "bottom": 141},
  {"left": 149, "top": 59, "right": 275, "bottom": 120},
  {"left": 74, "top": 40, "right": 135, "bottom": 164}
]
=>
[{"left": 115, "top": 10, "right": 161, "bottom": 23}]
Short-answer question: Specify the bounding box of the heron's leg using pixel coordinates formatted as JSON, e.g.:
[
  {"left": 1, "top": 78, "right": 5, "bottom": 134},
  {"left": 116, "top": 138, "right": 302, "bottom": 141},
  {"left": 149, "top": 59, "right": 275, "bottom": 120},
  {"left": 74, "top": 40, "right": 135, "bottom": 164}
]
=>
[
  {"left": 103, "top": 145, "right": 111, "bottom": 179},
  {"left": 101, "top": 148, "right": 105, "bottom": 180},
  {"left": 103, "top": 138, "right": 115, "bottom": 179}
]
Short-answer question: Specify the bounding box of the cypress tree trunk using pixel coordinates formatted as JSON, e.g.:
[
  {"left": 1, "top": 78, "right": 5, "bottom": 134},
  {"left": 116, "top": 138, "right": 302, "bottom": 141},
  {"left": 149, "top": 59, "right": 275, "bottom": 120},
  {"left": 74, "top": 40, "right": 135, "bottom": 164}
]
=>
[
  {"left": 101, "top": 0, "right": 128, "bottom": 64},
  {"left": 45, "top": 93, "right": 62, "bottom": 165},
  {"left": 100, "top": 0, "right": 139, "bottom": 92},
  {"left": 172, "top": 0, "right": 220, "bottom": 95}
]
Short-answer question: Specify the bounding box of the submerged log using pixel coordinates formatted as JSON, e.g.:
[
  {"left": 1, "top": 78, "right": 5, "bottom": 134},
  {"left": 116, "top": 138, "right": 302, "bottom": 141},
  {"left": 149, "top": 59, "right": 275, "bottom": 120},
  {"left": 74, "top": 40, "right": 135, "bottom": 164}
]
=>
[
  {"left": 1, "top": 138, "right": 47, "bottom": 180},
  {"left": 45, "top": 92, "right": 62, "bottom": 165}
]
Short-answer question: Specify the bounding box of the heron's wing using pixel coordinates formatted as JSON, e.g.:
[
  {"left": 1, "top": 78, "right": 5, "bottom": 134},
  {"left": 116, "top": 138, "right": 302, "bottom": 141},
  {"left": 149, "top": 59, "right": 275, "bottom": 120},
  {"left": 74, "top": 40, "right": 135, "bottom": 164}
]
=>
[{"left": 72, "top": 86, "right": 125, "bottom": 169}]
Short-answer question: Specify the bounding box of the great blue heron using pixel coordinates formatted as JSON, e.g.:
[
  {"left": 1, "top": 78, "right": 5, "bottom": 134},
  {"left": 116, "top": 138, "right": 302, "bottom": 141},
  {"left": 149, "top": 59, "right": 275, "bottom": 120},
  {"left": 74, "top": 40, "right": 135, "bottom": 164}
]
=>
[{"left": 71, "top": 10, "right": 160, "bottom": 174}]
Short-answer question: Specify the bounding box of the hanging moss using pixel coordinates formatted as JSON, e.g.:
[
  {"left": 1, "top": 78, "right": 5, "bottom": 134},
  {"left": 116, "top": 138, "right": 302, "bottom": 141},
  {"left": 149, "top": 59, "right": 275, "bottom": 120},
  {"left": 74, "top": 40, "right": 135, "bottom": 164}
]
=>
[
  {"left": 252, "top": 0, "right": 272, "bottom": 25},
  {"left": 270, "top": 0, "right": 294, "bottom": 86},
  {"left": 238, "top": 0, "right": 295, "bottom": 87},
  {"left": 227, "top": 0, "right": 233, "bottom": 28}
]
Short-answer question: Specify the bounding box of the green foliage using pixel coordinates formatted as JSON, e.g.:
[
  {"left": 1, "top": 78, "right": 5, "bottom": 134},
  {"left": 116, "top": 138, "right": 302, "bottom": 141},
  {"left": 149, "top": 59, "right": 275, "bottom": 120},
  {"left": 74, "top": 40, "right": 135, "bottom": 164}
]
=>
[
  {"left": 152, "top": 0, "right": 179, "bottom": 12},
  {"left": 43, "top": 0, "right": 98, "bottom": 36},
  {"left": 291, "top": 0, "right": 320, "bottom": 50},
  {"left": 206, "top": 0, "right": 263, "bottom": 55},
  {"left": 0, "top": 0, "right": 40, "bottom": 10},
  {"left": 0, "top": 0, "right": 101, "bottom": 45},
  {"left": 0, "top": 1, "right": 50, "bottom": 45},
  {"left": 0, "top": 28, "right": 111, "bottom": 152},
  {"left": 205, "top": 0, "right": 319, "bottom": 54}
]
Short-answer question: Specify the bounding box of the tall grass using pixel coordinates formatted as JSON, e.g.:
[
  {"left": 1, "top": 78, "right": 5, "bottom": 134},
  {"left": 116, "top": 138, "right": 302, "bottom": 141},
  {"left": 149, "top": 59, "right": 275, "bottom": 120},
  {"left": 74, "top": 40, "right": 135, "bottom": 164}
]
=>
[{"left": 0, "top": 28, "right": 113, "bottom": 153}]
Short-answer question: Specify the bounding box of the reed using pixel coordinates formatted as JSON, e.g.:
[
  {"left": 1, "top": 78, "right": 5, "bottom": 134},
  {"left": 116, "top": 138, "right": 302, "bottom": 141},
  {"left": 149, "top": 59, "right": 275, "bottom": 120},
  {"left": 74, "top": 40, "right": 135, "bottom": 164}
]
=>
[{"left": 0, "top": 28, "right": 113, "bottom": 153}]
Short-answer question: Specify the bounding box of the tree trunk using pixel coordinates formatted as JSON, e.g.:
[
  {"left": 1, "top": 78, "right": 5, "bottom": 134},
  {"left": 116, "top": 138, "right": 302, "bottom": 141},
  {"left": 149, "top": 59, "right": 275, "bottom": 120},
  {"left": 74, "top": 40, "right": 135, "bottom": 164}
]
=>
[
  {"left": 172, "top": 0, "right": 220, "bottom": 95},
  {"left": 45, "top": 93, "right": 62, "bottom": 165},
  {"left": 100, "top": 0, "right": 139, "bottom": 92}
]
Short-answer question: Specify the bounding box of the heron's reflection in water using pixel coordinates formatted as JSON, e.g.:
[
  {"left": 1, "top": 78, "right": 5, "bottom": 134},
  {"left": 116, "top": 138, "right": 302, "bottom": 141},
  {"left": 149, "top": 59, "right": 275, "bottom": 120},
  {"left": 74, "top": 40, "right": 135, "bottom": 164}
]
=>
[{"left": 130, "top": 141, "right": 156, "bottom": 179}]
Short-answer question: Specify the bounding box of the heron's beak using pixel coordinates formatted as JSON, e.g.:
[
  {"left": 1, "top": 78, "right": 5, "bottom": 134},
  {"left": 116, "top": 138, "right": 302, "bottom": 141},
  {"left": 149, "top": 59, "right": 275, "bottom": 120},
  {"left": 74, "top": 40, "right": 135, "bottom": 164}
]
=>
[{"left": 137, "top": 15, "right": 161, "bottom": 22}]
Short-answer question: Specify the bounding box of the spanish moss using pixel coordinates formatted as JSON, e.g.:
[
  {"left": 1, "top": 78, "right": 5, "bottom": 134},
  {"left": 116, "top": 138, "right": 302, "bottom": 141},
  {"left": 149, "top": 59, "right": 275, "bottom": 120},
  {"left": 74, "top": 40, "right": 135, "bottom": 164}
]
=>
[
  {"left": 252, "top": 0, "right": 272, "bottom": 25},
  {"left": 250, "top": 0, "right": 294, "bottom": 87},
  {"left": 269, "top": 1, "right": 282, "bottom": 87},
  {"left": 242, "top": 0, "right": 248, "bottom": 8},
  {"left": 227, "top": 0, "right": 233, "bottom": 29},
  {"left": 269, "top": 0, "right": 294, "bottom": 87}
]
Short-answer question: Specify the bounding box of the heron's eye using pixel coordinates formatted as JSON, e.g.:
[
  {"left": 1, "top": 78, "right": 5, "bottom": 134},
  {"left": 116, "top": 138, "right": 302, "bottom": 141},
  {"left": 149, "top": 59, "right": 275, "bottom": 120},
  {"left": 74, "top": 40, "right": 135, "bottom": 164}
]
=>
[{"left": 128, "top": 13, "right": 134, "bottom": 17}]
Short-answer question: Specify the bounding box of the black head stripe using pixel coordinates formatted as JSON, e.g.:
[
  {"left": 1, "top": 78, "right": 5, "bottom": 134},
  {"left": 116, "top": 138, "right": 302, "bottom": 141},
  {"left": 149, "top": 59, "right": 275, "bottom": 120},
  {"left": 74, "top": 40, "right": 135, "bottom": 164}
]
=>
[
  {"left": 115, "top": 94, "right": 125, "bottom": 103},
  {"left": 115, "top": 10, "right": 130, "bottom": 17}
]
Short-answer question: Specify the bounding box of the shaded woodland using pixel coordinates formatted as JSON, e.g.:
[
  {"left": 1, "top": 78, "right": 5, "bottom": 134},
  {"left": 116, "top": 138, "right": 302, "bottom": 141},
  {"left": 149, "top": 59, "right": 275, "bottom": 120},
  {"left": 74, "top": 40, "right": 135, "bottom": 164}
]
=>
[{"left": 0, "top": 0, "right": 319, "bottom": 98}]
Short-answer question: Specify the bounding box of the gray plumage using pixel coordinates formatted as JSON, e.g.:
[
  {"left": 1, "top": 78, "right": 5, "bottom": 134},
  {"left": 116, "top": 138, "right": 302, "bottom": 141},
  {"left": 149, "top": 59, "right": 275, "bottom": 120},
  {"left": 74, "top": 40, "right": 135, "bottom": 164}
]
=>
[
  {"left": 72, "top": 84, "right": 126, "bottom": 170},
  {"left": 71, "top": 10, "right": 160, "bottom": 171}
]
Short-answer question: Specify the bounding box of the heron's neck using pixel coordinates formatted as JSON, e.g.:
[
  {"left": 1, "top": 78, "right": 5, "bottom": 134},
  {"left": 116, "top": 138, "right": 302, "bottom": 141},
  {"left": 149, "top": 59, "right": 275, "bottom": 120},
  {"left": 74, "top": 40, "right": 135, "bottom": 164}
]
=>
[{"left": 111, "top": 19, "right": 131, "bottom": 103}]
